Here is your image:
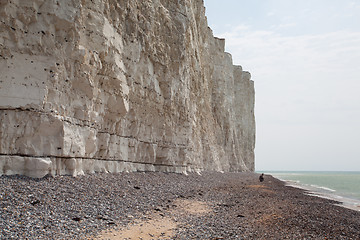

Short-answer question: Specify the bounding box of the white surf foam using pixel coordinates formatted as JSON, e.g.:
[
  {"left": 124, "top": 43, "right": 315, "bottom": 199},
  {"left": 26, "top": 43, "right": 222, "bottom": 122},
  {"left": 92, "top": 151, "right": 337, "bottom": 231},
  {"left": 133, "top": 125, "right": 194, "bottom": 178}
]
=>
[
  {"left": 277, "top": 178, "right": 360, "bottom": 212},
  {"left": 310, "top": 184, "right": 336, "bottom": 192}
]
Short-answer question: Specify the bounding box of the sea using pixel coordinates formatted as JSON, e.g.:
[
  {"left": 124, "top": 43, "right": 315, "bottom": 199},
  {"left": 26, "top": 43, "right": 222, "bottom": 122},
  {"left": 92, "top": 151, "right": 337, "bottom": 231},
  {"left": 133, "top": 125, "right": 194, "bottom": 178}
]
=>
[{"left": 264, "top": 171, "right": 360, "bottom": 211}]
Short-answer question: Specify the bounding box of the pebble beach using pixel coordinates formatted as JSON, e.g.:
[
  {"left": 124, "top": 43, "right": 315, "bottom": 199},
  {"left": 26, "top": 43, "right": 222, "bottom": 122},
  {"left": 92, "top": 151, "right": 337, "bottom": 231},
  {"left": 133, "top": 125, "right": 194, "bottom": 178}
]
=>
[{"left": 1, "top": 172, "right": 360, "bottom": 239}]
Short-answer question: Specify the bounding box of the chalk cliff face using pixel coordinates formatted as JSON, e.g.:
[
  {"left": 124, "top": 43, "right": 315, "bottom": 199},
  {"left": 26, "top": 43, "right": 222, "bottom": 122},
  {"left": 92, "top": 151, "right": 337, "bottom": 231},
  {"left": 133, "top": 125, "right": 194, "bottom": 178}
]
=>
[{"left": 0, "top": 0, "right": 255, "bottom": 178}]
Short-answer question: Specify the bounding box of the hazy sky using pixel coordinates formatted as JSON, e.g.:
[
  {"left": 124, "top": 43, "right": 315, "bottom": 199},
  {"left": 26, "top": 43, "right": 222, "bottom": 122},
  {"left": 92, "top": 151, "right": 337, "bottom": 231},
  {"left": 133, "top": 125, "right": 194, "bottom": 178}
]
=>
[{"left": 203, "top": 0, "right": 360, "bottom": 171}]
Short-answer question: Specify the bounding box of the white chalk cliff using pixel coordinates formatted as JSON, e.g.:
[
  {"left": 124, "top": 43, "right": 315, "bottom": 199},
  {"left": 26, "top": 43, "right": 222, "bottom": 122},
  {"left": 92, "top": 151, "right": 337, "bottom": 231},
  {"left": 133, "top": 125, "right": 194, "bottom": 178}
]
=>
[{"left": 0, "top": 0, "right": 255, "bottom": 178}]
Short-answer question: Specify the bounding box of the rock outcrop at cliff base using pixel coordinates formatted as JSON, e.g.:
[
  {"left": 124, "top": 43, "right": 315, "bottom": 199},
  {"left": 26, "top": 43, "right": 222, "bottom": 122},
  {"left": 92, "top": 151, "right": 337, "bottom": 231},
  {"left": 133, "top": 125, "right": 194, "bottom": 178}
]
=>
[{"left": 0, "top": 0, "right": 255, "bottom": 178}]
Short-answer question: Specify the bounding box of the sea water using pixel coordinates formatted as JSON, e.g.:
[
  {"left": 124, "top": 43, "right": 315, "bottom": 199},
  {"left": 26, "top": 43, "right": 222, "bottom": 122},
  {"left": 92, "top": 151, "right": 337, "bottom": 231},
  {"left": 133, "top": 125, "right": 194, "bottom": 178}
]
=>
[{"left": 264, "top": 171, "right": 360, "bottom": 211}]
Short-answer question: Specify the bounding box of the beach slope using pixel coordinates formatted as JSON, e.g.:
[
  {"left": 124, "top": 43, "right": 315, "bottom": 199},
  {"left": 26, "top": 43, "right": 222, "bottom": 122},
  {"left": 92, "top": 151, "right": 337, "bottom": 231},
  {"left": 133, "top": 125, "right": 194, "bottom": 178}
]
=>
[{"left": 1, "top": 172, "right": 359, "bottom": 239}]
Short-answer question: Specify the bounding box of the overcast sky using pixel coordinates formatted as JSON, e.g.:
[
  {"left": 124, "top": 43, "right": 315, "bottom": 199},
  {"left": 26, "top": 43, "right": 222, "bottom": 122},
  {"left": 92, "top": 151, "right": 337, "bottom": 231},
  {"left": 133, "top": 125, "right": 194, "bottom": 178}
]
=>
[{"left": 203, "top": 0, "right": 360, "bottom": 171}]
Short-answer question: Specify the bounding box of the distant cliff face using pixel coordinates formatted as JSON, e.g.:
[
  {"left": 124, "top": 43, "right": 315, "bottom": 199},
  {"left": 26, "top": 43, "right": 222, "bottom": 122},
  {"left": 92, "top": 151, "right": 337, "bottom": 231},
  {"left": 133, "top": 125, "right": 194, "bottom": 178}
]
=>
[{"left": 0, "top": 0, "right": 255, "bottom": 177}]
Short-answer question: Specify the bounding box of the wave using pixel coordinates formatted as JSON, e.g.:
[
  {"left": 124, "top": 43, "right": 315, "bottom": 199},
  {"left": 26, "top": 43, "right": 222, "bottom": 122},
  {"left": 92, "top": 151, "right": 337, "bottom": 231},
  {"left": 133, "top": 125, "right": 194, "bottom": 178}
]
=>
[
  {"left": 282, "top": 181, "right": 337, "bottom": 193},
  {"left": 310, "top": 184, "right": 336, "bottom": 192},
  {"left": 275, "top": 177, "right": 360, "bottom": 212}
]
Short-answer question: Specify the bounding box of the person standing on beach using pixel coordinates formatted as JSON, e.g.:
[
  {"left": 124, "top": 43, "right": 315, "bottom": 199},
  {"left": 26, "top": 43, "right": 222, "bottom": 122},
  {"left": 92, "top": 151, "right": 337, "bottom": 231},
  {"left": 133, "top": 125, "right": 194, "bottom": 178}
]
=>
[{"left": 259, "top": 173, "right": 264, "bottom": 182}]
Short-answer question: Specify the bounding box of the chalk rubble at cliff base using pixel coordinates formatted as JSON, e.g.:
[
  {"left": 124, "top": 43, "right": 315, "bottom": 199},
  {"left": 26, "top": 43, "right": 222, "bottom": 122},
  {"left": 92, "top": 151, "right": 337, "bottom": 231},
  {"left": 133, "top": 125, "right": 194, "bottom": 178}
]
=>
[{"left": 0, "top": 0, "right": 255, "bottom": 177}]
